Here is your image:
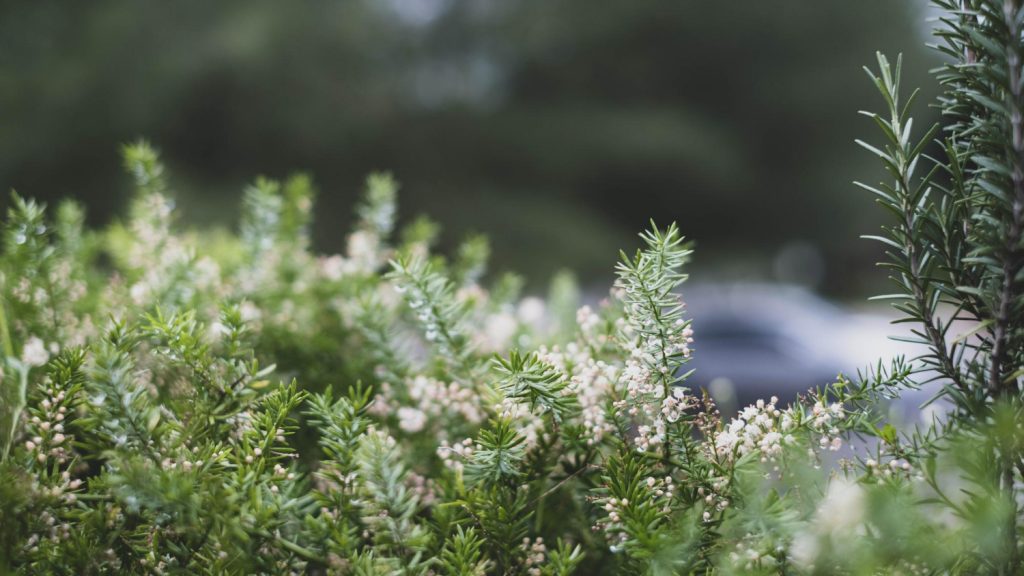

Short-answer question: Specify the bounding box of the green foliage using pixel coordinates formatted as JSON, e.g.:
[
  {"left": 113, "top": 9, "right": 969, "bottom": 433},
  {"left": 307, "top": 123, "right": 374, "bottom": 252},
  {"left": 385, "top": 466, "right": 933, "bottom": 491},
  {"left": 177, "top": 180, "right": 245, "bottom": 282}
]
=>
[
  {"left": 388, "top": 252, "right": 471, "bottom": 375},
  {"left": 0, "top": 5, "right": 1021, "bottom": 574},
  {"left": 615, "top": 222, "right": 693, "bottom": 392},
  {"left": 853, "top": 2, "right": 1024, "bottom": 572},
  {"left": 492, "top": 350, "right": 576, "bottom": 421},
  {"left": 439, "top": 526, "right": 489, "bottom": 576},
  {"left": 466, "top": 419, "right": 527, "bottom": 488}
]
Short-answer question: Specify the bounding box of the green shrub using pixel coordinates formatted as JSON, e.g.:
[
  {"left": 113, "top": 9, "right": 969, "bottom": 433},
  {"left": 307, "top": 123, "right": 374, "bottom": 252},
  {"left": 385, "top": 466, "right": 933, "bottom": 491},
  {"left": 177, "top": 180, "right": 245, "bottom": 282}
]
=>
[{"left": 0, "top": 3, "right": 1022, "bottom": 575}]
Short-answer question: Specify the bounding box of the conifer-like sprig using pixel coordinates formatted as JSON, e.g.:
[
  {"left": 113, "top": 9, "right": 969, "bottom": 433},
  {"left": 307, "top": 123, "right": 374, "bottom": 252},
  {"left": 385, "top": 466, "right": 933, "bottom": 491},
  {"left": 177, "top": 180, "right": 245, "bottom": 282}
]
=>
[
  {"left": 122, "top": 141, "right": 166, "bottom": 197},
  {"left": 0, "top": 358, "right": 29, "bottom": 463},
  {"left": 453, "top": 234, "right": 490, "bottom": 288},
  {"left": 0, "top": 194, "right": 64, "bottom": 345},
  {"left": 466, "top": 418, "right": 527, "bottom": 488},
  {"left": 932, "top": 0, "right": 1024, "bottom": 401},
  {"left": 857, "top": 3, "right": 1024, "bottom": 568},
  {"left": 492, "top": 350, "right": 576, "bottom": 421},
  {"left": 2, "top": 194, "right": 52, "bottom": 295},
  {"left": 123, "top": 142, "right": 174, "bottom": 256},
  {"left": 355, "top": 429, "right": 430, "bottom": 561},
  {"left": 304, "top": 385, "right": 375, "bottom": 559},
  {"left": 237, "top": 174, "right": 315, "bottom": 292},
  {"left": 460, "top": 486, "right": 531, "bottom": 575},
  {"left": 615, "top": 222, "right": 694, "bottom": 393},
  {"left": 240, "top": 177, "right": 286, "bottom": 258},
  {"left": 82, "top": 321, "right": 165, "bottom": 459},
  {"left": 305, "top": 384, "right": 374, "bottom": 486},
  {"left": 350, "top": 291, "right": 410, "bottom": 389},
  {"left": 356, "top": 172, "right": 398, "bottom": 239},
  {"left": 389, "top": 253, "right": 471, "bottom": 373},
  {"left": 144, "top": 308, "right": 214, "bottom": 382},
  {"left": 856, "top": 53, "right": 960, "bottom": 397},
  {"left": 599, "top": 451, "right": 669, "bottom": 555},
  {"left": 439, "top": 526, "right": 490, "bottom": 576},
  {"left": 20, "top": 348, "right": 86, "bottom": 471},
  {"left": 235, "top": 380, "right": 305, "bottom": 477}
]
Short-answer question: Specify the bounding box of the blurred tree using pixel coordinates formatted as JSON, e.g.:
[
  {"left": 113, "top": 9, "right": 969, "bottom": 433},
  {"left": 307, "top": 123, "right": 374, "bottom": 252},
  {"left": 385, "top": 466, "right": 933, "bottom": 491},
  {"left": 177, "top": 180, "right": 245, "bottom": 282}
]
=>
[{"left": 0, "top": 0, "right": 937, "bottom": 293}]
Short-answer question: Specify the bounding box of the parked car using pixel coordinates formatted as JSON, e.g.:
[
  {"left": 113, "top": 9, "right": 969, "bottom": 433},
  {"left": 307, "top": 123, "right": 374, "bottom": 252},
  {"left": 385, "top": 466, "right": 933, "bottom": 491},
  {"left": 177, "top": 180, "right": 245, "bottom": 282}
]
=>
[{"left": 681, "top": 283, "right": 933, "bottom": 424}]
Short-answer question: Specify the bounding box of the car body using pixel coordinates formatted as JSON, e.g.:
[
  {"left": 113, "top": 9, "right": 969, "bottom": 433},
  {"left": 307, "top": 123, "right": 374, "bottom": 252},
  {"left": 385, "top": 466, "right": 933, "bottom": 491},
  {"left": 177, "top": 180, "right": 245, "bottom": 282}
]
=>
[{"left": 681, "top": 283, "right": 933, "bottom": 424}]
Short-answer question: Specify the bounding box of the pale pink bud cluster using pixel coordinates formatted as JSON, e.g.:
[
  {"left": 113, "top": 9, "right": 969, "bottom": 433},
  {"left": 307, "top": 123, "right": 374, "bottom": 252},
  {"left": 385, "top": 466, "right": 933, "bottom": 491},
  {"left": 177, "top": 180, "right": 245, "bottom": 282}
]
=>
[
  {"left": 436, "top": 438, "right": 475, "bottom": 472},
  {"left": 809, "top": 400, "right": 845, "bottom": 452},
  {"left": 600, "top": 497, "right": 628, "bottom": 529},
  {"left": 10, "top": 277, "right": 39, "bottom": 305},
  {"left": 21, "top": 336, "right": 50, "bottom": 368},
  {"left": 520, "top": 537, "right": 547, "bottom": 576},
  {"left": 576, "top": 305, "right": 601, "bottom": 335},
  {"left": 25, "top": 510, "right": 72, "bottom": 551},
  {"left": 22, "top": 469, "right": 83, "bottom": 553},
  {"left": 727, "top": 539, "right": 780, "bottom": 572},
  {"left": 273, "top": 463, "right": 296, "bottom": 480},
  {"left": 680, "top": 324, "right": 695, "bottom": 358},
  {"left": 397, "top": 407, "right": 428, "bottom": 433},
  {"left": 596, "top": 479, "right": 676, "bottom": 550},
  {"left": 318, "top": 255, "right": 347, "bottom": 281},
  {"left": 316, "top": 229, "right": 388, "bottom": 280},
  {"left": 612, "top": 277, "right": 695, "bottom": 458},
  {"left": 159, "top": 456, "right": 207, "bottom": 473},
  {"left": 552, "top": 343, "right": 616, "bottom": 445},
  {"left": 714, "top": 397, "right": 794, "bottom": 462},
  {"left": 790, "top": 476, "right": 867, "bottom": 569},
  {"left": 406, "top": 471, "right": 437, "bottom": 506},
  {"left": 473, "top": 311, "right": 518, "bottom": 353},
  {"left": 614, "top": 352, "right": 691, "bottom": 452},
  {"left": 387, "top": 375, "right": 485, "bottom": 433},
  {"left": 25, "top": 384, "right": 73, "bottom": 465},
  {"left": 225, "top": 410, "right": 256, "bottom": 441},
  {"left": 635, "top": 420, "right": 666, "bottom": 452},
  {"left": 128, "top": 193, "right": 174, "bottom": 269},
  {"left": 661, "top": 388, "right": 688, "bottom": 423},
  {"left": 517, "top": 297, "right": 546, "bottom": 329},
  {"left": 697, "top": 475, "right": 731, "bottom": 518},
  {"left": 346, "top": 230, "right": 383, "bottom": 275},
  {"left": 864, "top": 457, "right": 913, "bottom": 480},
  {"left": 646, "top": 474, "right": 676, "bottom": 498},
  {"left": 495, "top": 397, "right": 545, "bottom": 448},
  {"left": 369, "top": 382, "right": 395, "bottom": 418}
]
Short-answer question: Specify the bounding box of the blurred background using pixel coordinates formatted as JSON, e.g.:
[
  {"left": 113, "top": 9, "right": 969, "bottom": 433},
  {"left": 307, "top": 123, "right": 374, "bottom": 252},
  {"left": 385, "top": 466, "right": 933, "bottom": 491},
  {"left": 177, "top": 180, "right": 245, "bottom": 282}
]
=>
[{"left": 0, "top": 0, "right": 943, "bottom": 405}]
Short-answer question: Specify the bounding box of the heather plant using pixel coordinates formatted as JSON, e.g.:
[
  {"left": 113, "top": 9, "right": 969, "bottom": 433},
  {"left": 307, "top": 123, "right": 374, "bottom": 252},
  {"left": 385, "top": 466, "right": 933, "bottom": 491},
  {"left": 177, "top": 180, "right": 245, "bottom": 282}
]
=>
[{"left": 0, "top": 3, "right": 1022, "bottom": 575}]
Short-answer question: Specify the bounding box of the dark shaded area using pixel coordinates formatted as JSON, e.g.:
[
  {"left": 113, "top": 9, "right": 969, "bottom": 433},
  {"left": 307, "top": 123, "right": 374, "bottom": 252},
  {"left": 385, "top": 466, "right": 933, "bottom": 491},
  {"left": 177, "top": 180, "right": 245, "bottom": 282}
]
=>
[{"left": 0, "top": 0, "right": 939, "bottom": 294}]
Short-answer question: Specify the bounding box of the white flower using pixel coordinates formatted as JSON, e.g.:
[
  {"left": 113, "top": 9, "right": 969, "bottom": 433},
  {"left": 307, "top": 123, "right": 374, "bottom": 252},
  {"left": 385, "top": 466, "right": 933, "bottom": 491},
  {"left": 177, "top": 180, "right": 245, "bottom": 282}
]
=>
[
  {"left": 715, "top": 430, "right": 739, "bottom": 455},
  {"left": 239, "top": 300, "right": 262, "bottom": 323},
  {"left": 477, "top": 312, "right": 518, "bottom": 352},
  {"left": 397, "top": 407, "right": 427, "bottom": 433},
  {"left": 789, "top": 531, "right": 819, "bottom": 569},
  {"left": 129, "top": 281, "right": 149, "bottom": 304},
  {"left": 319, "top": 255, "right": 346, "bottom": 281},
  {"left": 816, "top": 477, "right": 865, "bottom": 534},
  {"left": 576, "top": 305, "right": 601, "bottom": 332},
  {"left": 346, "top": 230, "right": 380, "bottom": 272},
  {"left": 517, "top": 297, "right": 546, "bottom": 326},
  {"left": 21, "top": 337, "right": 50, "bottom": 367},
  {"left": 207, "top": 321, "right": 228, "bottom": 342}
]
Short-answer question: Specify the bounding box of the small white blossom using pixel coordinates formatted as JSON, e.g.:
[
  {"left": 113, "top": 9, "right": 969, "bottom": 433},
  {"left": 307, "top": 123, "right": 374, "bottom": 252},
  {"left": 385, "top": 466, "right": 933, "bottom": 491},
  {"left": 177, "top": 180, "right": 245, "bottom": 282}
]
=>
[
  {"left": 397, "top": 407, "right": 427, "bottom": 433},
  {"left": 22, "top": 336, "right": 50, "bottom": 367}
]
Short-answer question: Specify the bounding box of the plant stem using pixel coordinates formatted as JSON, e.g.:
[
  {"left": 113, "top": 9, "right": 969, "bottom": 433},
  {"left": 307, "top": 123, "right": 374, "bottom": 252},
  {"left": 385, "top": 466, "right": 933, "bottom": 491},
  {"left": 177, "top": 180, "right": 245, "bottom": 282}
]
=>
[{"left": 0, "top": 294, "right": 12, "bottom": 358}]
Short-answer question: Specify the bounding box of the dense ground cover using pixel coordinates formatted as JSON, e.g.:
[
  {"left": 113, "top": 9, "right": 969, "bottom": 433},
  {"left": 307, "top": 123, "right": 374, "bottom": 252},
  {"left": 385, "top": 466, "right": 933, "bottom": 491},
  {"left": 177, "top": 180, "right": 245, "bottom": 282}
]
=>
[{"left": 1, "top": 3, "right": 1023, "bottom": 575}]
